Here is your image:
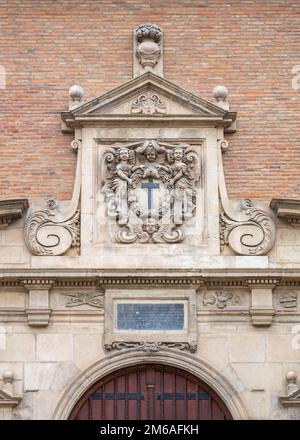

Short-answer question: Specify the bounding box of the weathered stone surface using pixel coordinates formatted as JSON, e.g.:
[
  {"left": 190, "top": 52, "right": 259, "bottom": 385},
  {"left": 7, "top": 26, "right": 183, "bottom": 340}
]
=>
[{"left": 37, "top": 334, "right": 73, "bottom": 362}]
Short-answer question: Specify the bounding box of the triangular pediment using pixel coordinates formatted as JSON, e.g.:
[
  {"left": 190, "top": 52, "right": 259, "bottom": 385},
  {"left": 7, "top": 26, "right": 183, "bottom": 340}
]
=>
[{"left": 62, "top": 72, "right": 236, "bottom": 126}]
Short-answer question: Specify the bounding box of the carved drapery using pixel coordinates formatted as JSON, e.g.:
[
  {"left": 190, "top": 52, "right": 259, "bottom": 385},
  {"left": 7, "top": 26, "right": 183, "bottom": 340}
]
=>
[{"left": 100, "top": 139, "right": 201, "bottom": 244}]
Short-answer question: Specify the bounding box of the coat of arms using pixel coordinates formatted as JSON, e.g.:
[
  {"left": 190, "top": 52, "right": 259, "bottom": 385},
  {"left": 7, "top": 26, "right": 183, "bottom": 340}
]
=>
[{"left": 100, "top": 140, "right": 201, "bottom": 243}]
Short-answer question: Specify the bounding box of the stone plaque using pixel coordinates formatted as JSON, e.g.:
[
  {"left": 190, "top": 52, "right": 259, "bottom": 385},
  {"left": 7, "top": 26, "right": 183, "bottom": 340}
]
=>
[{"left": 117, "top": 303, "right": 184, "bottom": 330}]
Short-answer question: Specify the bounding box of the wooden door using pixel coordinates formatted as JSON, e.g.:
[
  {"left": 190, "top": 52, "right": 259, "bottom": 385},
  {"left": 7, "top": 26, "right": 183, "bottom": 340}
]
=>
[{"left": 69, "top": 364, "right": 232, "bottom": 420}]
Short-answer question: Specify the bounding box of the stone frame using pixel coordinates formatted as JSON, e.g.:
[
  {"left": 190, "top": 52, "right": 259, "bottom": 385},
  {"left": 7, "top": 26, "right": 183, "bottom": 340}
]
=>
[{"left": 103, "top": 288, "right": 197, "bottom": 350}]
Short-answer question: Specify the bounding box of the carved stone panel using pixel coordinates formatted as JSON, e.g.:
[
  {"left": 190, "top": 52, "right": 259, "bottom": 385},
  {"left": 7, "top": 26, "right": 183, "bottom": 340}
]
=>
[
  {"left": 104, "top": 289, "right": 198, "bottom": 352},
  {"left": 97, "top": 139, "right": 202, "bottom": 246},
  {"left": 274, "top": 289, "right": 299, "bottom": 310},
  {"left": 197, "top": 289, "right": 250, "bottom": 311}
]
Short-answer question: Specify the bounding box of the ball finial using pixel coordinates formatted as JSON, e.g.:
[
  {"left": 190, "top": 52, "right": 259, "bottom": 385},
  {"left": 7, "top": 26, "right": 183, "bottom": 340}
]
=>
[
  {"left": 213, "top": 85, "right": 229, "bottom": 102},
  {"left": 286, "top": 371, "right": 297, "bottom": 383},
  {"left": 69, "top": 85, "right": 84, "bottom": 102},
  {"left": 3, "top": 370, "right": 14, "bottom": 383}
]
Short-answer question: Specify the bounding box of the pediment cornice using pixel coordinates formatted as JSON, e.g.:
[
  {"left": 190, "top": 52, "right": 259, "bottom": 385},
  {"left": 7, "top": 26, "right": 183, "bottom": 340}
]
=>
[{"left": 61, "top": 72, "right": 236, "bottom": 130}]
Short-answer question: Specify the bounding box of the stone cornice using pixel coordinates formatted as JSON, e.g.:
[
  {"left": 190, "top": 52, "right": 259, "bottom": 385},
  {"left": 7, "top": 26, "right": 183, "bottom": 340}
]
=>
[
  {"left": 1, "top": 270, "right": 300, "bottom": 288},
  {"left": 20, "top": 279, "right": 56, "bottom": 290},
  {"left": 270, "top": 198, "right": 300, "bottom": 226},
  {"left": 0, "top": 199, "right": 28, "bottom": 229},
  {"left": 244, "top": 278, "right": 280, "bottom": 288}
]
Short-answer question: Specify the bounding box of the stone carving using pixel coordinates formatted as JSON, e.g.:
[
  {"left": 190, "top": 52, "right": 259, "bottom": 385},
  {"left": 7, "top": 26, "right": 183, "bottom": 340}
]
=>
[
  {"left": 0, "top": 199, "right": 28, "bottom": 229},
  {"left": 220, "top": 199, "right": 276, "bottom": 256},
  {"left": 270, "top": 199, "right": 300, "bottom": 226},
  {"left": 100, "top": 140, "right": 201, "bottom": 244},
  {"left": 202, "top": 291, "right": 240, "bottom": 309},
  {"left": 131, "top": 92, "right": 166, "bottom": 114},
  {"left": 135, "top": 23, "right": 162, "bottom": 71},
  {"left": 24, "top": 199, "right": 80, "bottom": 256},
  {"left": 279, "top": 371, "right": 300, "bottom": 406},
  {"left": 278, "top": 292, "right": 297, "bottom": 309},
  {"left": 64, "top": 291, "right": 104, "bottom": 308},
  {"left": 0, "top": 371, "right": 22, "bottom": 415},
  {"left": 104, "top": 341, "right": 197, "bottom": 353}
]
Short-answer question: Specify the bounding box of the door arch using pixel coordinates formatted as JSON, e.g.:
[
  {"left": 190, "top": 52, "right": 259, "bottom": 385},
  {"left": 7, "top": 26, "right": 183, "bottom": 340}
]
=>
[{"left": 69, "top": 364, "right": 232, "bottom": 420}]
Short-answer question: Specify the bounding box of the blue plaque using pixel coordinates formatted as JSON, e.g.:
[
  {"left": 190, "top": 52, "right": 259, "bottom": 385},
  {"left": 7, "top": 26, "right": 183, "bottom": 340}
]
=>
[{"left": 117, "top": 303, "right": 184, "bottom": 330}]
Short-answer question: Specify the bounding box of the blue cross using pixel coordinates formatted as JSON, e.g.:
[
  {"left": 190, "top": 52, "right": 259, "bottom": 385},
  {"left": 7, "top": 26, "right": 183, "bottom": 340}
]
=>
[{"left": 141, "top": 178, "right": 160, "bottom": 210}]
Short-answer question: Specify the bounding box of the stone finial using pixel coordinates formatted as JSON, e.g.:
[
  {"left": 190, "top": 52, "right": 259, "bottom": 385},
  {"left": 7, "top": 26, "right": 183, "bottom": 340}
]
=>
[
  {"left": 134, "top": 23, "right": 163, "bottom": 77},
  {"left": 213, "top": 85, "right": 229, "bottom": 110},
  {"left": 69, "top": 85, "right": 84, "bottom": 110},
  {"left": 2, "top": 371, "right": 14, "bottom": 396},
  {"left": 286, "top": 371, "right": 299, "bottom": 395}
]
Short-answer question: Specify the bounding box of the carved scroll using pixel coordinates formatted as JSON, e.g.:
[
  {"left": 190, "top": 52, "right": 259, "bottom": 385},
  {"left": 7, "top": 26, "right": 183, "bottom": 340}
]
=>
[
  {"left": 217, "top": 138, "right": 276, "bottom": 256},
  {"left": 104, "top": 341, "right": 197, "bottom": 353},
  {"left": 131, "top": 92, "right": 166, "bottom": 114},
  {"left": 24, "top": 139, "right": 82, "bottom": 256},
  {"left": 24, "top": 201, "right": 80, "bottom": 256},
  {"left": 220, "top": 199, "right": 276, "bottom": 256}
]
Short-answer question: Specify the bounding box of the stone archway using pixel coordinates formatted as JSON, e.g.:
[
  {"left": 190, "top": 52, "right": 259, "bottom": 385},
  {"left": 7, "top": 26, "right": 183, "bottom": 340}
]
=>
[
  {"left": 69, "top": 363, "right": 232, "bottom": 420},
  {"left": 53, "top": 350, "right": 248, "bottom": 420}
]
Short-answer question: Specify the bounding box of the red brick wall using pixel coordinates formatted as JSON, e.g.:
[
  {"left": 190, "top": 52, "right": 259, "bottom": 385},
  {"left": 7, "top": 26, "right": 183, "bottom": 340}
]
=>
[{"left": 1, "top": 0, "right": 300, "bottom": 202}]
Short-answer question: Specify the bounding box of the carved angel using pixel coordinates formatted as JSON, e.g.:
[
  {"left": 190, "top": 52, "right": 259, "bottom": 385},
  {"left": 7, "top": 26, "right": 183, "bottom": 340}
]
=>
[
  {"left": 167, "top": 144, "right": 200, "bottom": 189},
  {"left": 101, "top": 145, "right": 136, "bottom": 224},
  {"left": 166, "top": 144, "right": 200, "bottom": 223}
]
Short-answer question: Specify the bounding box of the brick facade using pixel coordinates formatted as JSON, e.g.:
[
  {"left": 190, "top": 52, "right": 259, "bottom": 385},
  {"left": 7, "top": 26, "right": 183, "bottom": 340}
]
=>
[{"left": 1, "top": 0, "right": 300, "bottom": 202}]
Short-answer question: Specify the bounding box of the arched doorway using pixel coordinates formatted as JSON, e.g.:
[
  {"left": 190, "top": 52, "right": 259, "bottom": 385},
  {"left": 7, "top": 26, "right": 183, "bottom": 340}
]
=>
[{"left": 69, "top": 364, "right": 232, "bottom": 420}]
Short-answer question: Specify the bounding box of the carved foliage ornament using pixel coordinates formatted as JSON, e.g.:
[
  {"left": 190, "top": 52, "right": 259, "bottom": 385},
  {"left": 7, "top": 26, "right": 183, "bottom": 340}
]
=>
[
  {"left": 202, "top": 291, "right": 240, "bottom": 309},
  {"left": 24, "top": 199, "right": 80, "bottom": 256},
  {"left": 220, "top": 199, "right": 276, "bottom": 256},
  {"left": 100, "top": 140, "right": 201, "bottom": 244},
  {"left": 131, "top": 92, "right": 166, "bottom": 114},
  {"left": 135, "top": 23, "right": 162, "bottom": 71},
  {"left": 104, "top": 341, "right": 197, "bottom": 353}
]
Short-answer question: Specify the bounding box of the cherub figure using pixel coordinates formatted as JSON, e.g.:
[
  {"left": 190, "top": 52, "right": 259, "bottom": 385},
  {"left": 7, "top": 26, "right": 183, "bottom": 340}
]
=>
[
  {"left": 167, "top": 144, "right": 196, "bottom": 224},
  {"left": 168, "top": 145, "right": 192, "bottom": 190},
  {"left": 115, "top": 146, "right": 134, "bottom": 186},
  {"left": 102, "top": 145, "right": 135, "bottom": 225}
]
